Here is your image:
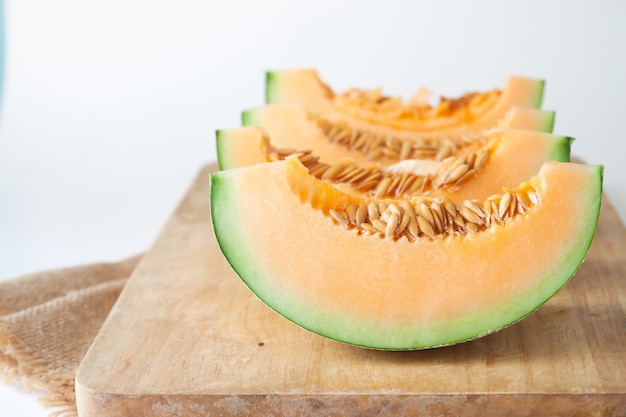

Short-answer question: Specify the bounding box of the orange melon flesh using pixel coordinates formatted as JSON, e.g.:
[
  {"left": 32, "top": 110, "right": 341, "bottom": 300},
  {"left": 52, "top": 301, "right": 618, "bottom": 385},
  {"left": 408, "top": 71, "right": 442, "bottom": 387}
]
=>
[
  {"left": 241, "top": 104, "right": 555, "bottom": 168},
  {"left": 210, "top": 159, "right": 603, "bottom": 350},
  {"left": 216, "top": 126, "right": 572, "bottom": 202},
  {"left": 265, "top": 69, "right": 546, "bottom": 136}
]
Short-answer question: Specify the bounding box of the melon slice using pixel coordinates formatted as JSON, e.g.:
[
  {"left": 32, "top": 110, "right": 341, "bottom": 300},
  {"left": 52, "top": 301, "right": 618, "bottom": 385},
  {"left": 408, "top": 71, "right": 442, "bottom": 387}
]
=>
[
  {"left": 265, "top": 69, "right": 546, "bottom": 136},
  {"left": 210, "top": 158, "right": 603, "bottom": 350},
  {"left": 216, "top": 126, "right": 572, "bottom": 202},
  {"left": 241, "top": 103, "right": 556, "bottom": 167}
]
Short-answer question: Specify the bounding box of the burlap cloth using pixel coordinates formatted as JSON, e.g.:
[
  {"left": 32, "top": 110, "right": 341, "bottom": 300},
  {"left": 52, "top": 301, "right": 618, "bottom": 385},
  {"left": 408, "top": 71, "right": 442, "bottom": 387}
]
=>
[{"left": 0, "top": 255, "right": 142, "bottom": 417}]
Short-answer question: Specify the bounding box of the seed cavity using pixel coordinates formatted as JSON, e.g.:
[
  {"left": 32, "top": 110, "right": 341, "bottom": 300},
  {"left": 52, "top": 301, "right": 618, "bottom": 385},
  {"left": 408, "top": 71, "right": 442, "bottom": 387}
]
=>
[
  {"left": 331, "top": 86, "right": 502, "bottom": 130},
  {"left": 262, "top": 135, "right": 492, "bottom": 199},
  {"left": 313, "top": 115, "right": 486, "bottom": 163},
  {"left": 326, "top": 184, "right": 540, "bottom": 241}
]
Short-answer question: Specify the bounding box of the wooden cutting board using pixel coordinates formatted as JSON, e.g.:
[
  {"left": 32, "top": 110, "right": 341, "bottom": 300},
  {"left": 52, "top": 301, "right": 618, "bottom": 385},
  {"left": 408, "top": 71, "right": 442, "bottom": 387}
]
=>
[{"left": 75, "top": 163, "right": 626, "bottom": 417}]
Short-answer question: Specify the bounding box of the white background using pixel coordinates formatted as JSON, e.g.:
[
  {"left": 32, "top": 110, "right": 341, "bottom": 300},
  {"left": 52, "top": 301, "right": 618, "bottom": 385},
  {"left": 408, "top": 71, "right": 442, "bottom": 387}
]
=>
[{"left": 1, "top": 1, "right": 625, "bottom": 415}]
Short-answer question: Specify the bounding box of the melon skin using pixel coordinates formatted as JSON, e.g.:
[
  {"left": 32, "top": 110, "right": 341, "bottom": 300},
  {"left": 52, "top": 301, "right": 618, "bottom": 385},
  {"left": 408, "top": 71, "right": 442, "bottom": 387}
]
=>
[
  {"left": 210, "top": 160, "right": 603, "bottom": 350},
  {"left": 265, "top": 71, "right": 282, "bottom": 105}
]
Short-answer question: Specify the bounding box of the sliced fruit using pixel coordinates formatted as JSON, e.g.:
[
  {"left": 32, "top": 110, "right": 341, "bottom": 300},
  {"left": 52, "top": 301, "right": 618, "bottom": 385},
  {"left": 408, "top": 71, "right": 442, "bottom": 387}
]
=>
[
  {"left": 216, "top": 126, "right": 571, "bottom": 202},
  {"left": 242, "top": 103, "right": 555, "bottom": 167},
  {"left": 210, "top": 158, "right": 603, "bottom": 350},
  {"left": 265, "top": 69, "right": 546, "bottom": 136}
]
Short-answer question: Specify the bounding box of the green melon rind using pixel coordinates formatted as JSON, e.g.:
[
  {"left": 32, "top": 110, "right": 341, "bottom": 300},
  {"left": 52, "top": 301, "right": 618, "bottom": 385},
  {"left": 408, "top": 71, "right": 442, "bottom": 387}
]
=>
[
  {"left": 531, "top": 79, "right": 546, "bottom": 108},
  {"left": 241, "top": 107, "right": 262, "bottom": 128},
  {"left": 216, "top": 129, "right": 262, "bottom": 171},
  {"left": 538, "top": 109, "right": 555, "bottom": 133},
  {"left": 265, "top": 71, "right": 280, "bottom": 104},
  {"left": 210, "top": 163, "right": 603, "bottom": 350},
  {"left": 546, "top": 135, "right": 573, "bottom": 162},
  {"left": 215, "top": 130, "right": 232, "bottom": 171}
]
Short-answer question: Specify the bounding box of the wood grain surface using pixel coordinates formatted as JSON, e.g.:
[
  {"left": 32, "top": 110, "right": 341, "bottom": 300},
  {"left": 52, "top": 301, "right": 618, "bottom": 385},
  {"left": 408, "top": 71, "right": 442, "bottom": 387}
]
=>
[{"left": 75, "top": 164, "right": 626, "bottom": 417}]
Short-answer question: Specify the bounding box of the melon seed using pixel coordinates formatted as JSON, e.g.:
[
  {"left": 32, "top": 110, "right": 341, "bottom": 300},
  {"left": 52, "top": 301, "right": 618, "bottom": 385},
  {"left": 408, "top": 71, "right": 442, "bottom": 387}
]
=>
[
  {"left": 386, "top": 213, "right": 400, "bottom": 237},
  {"left": 356, "top": 205, "right": 368, "bottom": 225}
]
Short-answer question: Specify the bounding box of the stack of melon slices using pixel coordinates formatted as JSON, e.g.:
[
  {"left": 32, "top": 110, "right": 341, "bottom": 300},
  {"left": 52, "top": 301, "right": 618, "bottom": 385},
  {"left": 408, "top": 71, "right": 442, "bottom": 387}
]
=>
[{"left": 210, "top": 70, "right": 603, "bottom": 350}]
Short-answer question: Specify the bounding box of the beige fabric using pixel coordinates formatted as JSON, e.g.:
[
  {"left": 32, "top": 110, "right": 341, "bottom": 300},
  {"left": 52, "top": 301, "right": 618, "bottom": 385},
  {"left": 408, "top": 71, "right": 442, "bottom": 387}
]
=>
[{"left": 0, "top": 255, "right": 141, "bottom": 417}]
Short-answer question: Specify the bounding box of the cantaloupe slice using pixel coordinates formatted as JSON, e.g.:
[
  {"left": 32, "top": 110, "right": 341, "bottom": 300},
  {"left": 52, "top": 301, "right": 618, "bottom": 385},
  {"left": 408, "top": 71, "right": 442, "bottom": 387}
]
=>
[
  {"left": 210, "top": 158, "right": 603, "bottom": 350},
  {"left": 265, "top": 69, "right": 547, "bottom": 136},
  {"left": 241, "top": 103, "right": 555, "bottom": 167},
  {"left": 216, "top": 126, "right": 571, "bottom": 202}
]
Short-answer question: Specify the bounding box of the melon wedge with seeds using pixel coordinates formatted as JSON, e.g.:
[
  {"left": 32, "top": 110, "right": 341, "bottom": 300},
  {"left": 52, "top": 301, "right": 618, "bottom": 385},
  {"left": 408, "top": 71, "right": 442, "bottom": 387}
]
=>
[
  {"left": 264, "top": 69, "right": 547, "bottom": 136},
  {"left": 210, "top": 158, "right": 603, "bottom": 350},
  {"left": 242, "top": 103, "right": 555, "bottom": 168},
  {"left": 216, "top": 126, "right": 572, "bottom": 202}
]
